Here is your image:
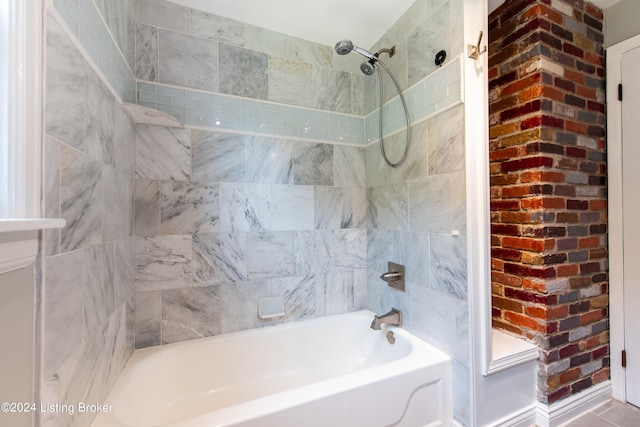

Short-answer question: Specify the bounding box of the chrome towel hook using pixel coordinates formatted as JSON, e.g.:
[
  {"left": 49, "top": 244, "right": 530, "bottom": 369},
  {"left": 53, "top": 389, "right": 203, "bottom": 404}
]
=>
[{"left": 468, "top": 31, "right": 487, "bottom": 60}]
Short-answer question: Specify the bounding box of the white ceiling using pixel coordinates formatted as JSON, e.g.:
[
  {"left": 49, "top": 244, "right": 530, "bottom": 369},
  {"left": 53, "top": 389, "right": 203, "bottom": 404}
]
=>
[
  {"left": 168, "top": 0, "right": 620, "bottom": 48},
  {"left": 166, "top": 0, "right": 416, "bottom": 48}
]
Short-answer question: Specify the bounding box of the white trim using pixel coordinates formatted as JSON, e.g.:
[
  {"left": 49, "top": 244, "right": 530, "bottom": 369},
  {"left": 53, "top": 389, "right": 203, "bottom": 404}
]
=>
[
  {"left": 0, "top": 218, "right": 65, "bottom": 233},
  {"left": 491, "top": 405, "right": 537, "bottom": 427},
  {"left": 488, "top": 329, "right": 539, "bottom": 375},
  {"left": 606, "top": 33, "right": 640, "bottom": 403},
  {"left": 535, "top": 381, "right": 612, "bottom": 427},
  {"left": 1, "top": 0, "right": 43, "bottom": 218}
]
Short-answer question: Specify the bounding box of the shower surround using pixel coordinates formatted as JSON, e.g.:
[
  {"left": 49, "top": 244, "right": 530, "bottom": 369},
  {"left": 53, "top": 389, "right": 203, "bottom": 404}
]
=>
[{"left": 41, "top": 0, "right": 470, "bottom": 426}]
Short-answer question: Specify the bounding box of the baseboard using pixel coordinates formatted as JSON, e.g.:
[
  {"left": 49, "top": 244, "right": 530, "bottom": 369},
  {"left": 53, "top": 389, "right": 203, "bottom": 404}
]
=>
[
  {"left": 491, "top": 405, "right": 537, "bottom": 427},
  {"left": 535, "top": 381, "right": 612, "bottom": 426}
]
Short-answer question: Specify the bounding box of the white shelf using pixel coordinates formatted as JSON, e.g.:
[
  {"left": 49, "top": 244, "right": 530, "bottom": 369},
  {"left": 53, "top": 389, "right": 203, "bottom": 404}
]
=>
[
  {"left": 0, "top": 218, "right": 65, "bottom": 233},
  {"left": 122, "top": 103, "right": 185, "bottom": 128},
  {"left": 487, "top": 329, "right": 539, "bottom": 375}
]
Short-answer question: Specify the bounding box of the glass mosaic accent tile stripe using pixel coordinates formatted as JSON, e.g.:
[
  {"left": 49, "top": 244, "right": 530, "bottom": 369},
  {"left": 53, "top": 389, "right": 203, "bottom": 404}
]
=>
[
  {"left": 366, "top": 56, "right": 462, "bottom": 142},
  {"left": 136, "top": 82, "right": 367, "bottom": 145},
  {"left": 53, "top": 0, "right": 136, "bottom": 102}
]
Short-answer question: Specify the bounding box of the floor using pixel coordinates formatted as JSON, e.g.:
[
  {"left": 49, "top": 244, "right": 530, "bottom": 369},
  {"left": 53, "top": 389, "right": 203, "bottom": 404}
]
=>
[{"left": 561, "top": 399, "right": 640, "bottom": 426}]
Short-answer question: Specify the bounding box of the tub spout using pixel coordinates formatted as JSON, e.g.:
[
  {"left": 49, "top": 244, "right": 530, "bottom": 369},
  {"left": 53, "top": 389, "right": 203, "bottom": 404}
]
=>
[{"left": 370, "top": 308, "right": 402, "bottom": 330}]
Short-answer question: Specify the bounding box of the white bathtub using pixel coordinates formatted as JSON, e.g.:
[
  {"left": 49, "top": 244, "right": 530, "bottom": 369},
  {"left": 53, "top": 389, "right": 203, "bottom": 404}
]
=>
[{"left": 91, "top": 311, "right": 452, "bottom": 427}]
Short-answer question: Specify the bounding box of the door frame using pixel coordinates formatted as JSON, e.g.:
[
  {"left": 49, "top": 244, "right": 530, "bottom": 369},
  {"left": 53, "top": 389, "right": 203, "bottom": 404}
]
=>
[{"left": 606, "top": 33, "right": 640, "bottom": 403}]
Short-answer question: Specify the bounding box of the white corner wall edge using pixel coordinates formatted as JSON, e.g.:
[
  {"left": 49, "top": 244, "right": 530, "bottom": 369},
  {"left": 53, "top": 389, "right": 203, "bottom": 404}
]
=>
[{"left": 535, "top": 381, "right": 612, "bottom": 427}]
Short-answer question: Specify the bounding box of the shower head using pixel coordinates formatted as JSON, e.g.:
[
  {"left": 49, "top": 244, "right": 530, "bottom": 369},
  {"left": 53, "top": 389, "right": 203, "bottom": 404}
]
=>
[
  {"left": 334, "top": 39, "right": 377, "bottom": 61},
  {"left": 360, "top": 61, "right": 376, "bottom": 76},
  {"left": 335, "top": 39, "right": 354, "bottom": 55}
]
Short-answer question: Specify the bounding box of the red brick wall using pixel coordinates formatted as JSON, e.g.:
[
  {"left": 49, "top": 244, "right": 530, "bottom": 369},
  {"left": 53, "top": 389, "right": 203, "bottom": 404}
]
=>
[{"left": 488, "top": 0, "right": 608, "bottom": 404}]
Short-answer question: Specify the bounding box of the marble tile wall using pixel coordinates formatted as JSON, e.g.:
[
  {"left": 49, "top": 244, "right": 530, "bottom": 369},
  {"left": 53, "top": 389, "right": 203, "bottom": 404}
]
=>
[
  {"left": 41, "top": 10, "right": 136, "bottom": 427},
  {"left": 363, "top": 1, "right": 470, "bottom": 423},
  {"left": 133, "top": 126, "right": 367, "bottom": 348}
]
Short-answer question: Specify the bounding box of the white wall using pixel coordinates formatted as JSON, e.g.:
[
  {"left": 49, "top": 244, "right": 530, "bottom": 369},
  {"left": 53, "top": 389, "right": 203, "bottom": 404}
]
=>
[
  {"left": 605, "top": 0, "right": 640, "bottom": 47},
  {"left": 0, "top": 266, "right": 34, "bottom": 427}
]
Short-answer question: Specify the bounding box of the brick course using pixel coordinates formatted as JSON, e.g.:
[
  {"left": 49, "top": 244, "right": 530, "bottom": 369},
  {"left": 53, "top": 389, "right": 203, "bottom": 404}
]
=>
[{"left": 489, "top": 0, "right": 607, "bottom": 405}]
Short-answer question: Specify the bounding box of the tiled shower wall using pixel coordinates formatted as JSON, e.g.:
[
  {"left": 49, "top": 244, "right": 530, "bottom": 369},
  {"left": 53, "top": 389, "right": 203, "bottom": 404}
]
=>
[
  {"left": 41, "top": 9, "right": 136, "bottom": 427},
  {"left": 362, "top": 0, "right": 471, "bottom": 424},
  {"left": 133, "top": 125, "right": 368, "bottom": 346}
]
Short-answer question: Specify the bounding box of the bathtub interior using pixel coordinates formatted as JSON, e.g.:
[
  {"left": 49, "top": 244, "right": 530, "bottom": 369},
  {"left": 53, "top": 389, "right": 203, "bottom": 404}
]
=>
[{"left": 96, "top": 311, "right": 451, "bottom": 427}]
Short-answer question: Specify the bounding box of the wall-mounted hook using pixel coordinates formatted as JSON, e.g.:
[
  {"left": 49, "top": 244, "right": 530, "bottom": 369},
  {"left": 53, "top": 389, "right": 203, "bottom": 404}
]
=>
[{"left": 468, "top": 30, "right": 487, "bottom": 60}]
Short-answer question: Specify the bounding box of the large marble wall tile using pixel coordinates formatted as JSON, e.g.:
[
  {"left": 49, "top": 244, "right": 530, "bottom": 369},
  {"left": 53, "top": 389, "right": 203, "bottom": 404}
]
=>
[
  {"left": 410, "top": 285, "right": 459, "bottom": 359},
  {"left": 407, "top": 1, "right": 451, "bottom": 86},
  {"left": 54, "top": 329, "right": 103, "bottom": 427},
  {"left": 135, "top": 179, "right": 160, "bottom": 235},
  {"left": 44, "top": 137, "right": 61, "bottom": 257},
  {"left": 115, "top": 238, "right": 136, "bottom": 307},
  {"left": 428, "top": 105, "right": 465, "bottom": 175},
  {"left": 246, "top": 137, "right": 293, "bottom": 184},
  {"left": 272, "top": 275, "right": 317, "bottom": 322},
  {"left": 160, "top": 182, "right": 219, "bottom": 234},
  {"left": 219, "top": 183, "right": 271, "bottom": 232},
  {"left": 379, "top": 40, "right": 409, "bottom": 104},
  {"left": 114, "top": 102, "right": 136, "bottom": 175},
  {"left": 135, "top": 0, "right": 190, "bottom": 33},
  {"left": 408, "top": 174, "right": 452, "bottom": 233},
  {"left": 217, "top": 280, "right": 270, "bottom": 333},
  {"left": 135, "top": 291, "right": 162, "bottom": 348},
  {"left": 162, "top": 286, "right": 221, "bottom": 344},
  {"left": 333, "top": 229, "right": 367, "bottom": 270},
  {"left": 314, "top": 68, "right": 351, "bottom": 114},
  {"left": 103, "top": 167, "right": 132, "bottom": 241},
  {"left": 136, "top": 235, "right": 192, "bottom": 291},
  {"left": 100, "top": 306, "right": 128, "bottom": 393},
  {"left": 452, "top": 170, "right": 467, "bottom": 233},
  {"left": 367, "top": 229, "right": 401, "bottom": 273},
  {"left": 293, "top": 142, "right": 333, "bottom": 186},
  {"left": 192, "top": 130, "right": 245, "bottom": 183},
  {"left": 317, "top": 271, "right": 354, "bottom": 316},
  {"left": 315, "top": 187, "right": 366, "bottom": 229},
  {"left": 353, "top": 268, "right": 369, "bottom": 310},
  {"left": 43, "top": 251, "right": 84, "bottom": 379},
  {"left": 85, "top": 67, "right": 116, "bottom": 164},
  {"left": 45, "top": 15, "right": 85, "bottom": 149},
  {"left": 247, "top": 232, "right": 294, "bottom": 279},
  {"left": 401, "top": 231, "right": 431, "bottom": 289},
  {"left": 430, "top": 233, "right": 468, "bottom": 300},
  {"left": 245, "top": 25, "right": 292, "bottom": 58},
  {"left": 351, "top": 74, "right": 366, "bottom": 116},
  {"left": 334, "top": 145, "right": 365, "bottom": 188},
  {"left": 60, "top": 146, "right": 103, "bottom": 252},
  {"left": 294, "top": 230, "right": 333, "bottom": 275},
  {"left": 367, "top": 183, "right": 408, "bottom": 231},
  {"left": 450, "top": 0, "right": 465, "bottom": 58},
  {"left": 293, "top": 39, "right": 332, "bottom": 68},
  {"left": 84, "top": 243, "right": 116, "bottom": 337},
  {"left": 136, "top": 125, "right": 191, "bottom": 181},
  {"left": 193, "top": 233, "right": 247, "bottom": 285},
  {"left": 218, "top": 44, "right": 268, "bottom": 100},
  {"left": 135, "top": 23, "right": 158, "bottom": 81},
  {"left": 158, "top": 30, "right": 218, "bottom": 91},
  {"left": 268, "top": 56, "right": 313, "bottom": 107},
  {"left": 191, "top": 10, "right": 244, "bottom": 46},
  {"left": 270, "top": 185, "right": 315, "bottom": 231}
]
